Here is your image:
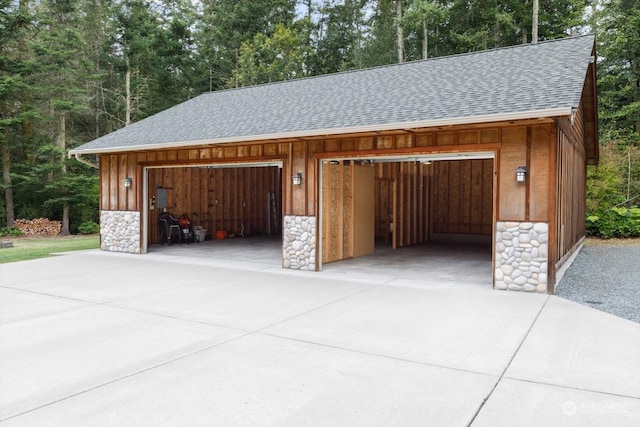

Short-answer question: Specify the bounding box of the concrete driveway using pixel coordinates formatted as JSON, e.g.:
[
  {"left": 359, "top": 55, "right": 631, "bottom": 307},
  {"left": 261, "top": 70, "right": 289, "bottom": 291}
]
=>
[{"left": 1, "top": 251, "right": 639, "bottom": 426}]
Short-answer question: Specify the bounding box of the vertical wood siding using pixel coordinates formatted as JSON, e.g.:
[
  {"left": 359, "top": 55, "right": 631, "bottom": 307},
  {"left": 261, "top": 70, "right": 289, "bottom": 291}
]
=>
[
  {"left": 374, "top": 162, "right": 431, "bottom": 248},
  {"left": 147, "top": 166, "right": 280, "bottom": 244},
  {"left": 551, "top": 106, "right": 587, "bottom": 292},
  {"left": 99, "top": 120, "right": 564, "bottom": 252},
  {"left": 433, "top": 159, "right": 493, "bottom": 234},
  {"left": 496, "top": 124, "right": 553, "bottom": 223}
]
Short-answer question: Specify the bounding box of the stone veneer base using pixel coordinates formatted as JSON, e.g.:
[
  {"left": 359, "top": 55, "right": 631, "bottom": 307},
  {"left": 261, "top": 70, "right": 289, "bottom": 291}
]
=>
[
  {"left": 283, "top": 215, "right": 316, "bottom": 271},
  {"left": 495, "top": 221, "right": 548, "bottom": 293},
  {"left": 100, "top": 210, "right": 141, "bottom": 254}
]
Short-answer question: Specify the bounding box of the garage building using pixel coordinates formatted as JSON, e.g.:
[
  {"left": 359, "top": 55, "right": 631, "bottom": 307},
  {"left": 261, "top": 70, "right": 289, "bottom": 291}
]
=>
[{"left": 69, "top": 35, "right": 598, "bottom": 294}]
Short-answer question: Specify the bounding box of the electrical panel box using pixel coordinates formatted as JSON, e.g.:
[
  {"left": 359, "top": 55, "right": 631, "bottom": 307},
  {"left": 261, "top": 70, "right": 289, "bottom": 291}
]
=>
[{"left": 157, "top": 188, "right": 167, "bottom": 209}]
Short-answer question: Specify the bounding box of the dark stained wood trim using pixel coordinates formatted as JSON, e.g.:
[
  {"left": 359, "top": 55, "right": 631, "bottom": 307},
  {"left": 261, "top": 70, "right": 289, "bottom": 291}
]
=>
[
  {"left": 491, "top": 154, "right": 499, "bottom": 289},
  {"left": 547, "top": 125, "right": 558, "bottom": 294},
  {"left": 555, "top": 236, "right": 585, "bottom": 271},
  {"left": 525, "top": 127, "right": 532, "bottom": 220}
]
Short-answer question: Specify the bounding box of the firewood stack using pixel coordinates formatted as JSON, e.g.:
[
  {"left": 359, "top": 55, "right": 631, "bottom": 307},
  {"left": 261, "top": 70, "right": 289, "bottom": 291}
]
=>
[{"left": 14, "top": 218, "right": 62, "bottom": 235}]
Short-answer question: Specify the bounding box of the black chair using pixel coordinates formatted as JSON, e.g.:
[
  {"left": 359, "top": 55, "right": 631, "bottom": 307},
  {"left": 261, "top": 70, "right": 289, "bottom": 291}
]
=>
[{"left": 158, "top": 212, "right": 181, "bottom": 245}]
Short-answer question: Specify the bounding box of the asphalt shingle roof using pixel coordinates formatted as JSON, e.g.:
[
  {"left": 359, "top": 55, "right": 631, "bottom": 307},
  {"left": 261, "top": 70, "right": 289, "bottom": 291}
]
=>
[{"left": 71, "top": 35, "right": 595, "bottom": 155}]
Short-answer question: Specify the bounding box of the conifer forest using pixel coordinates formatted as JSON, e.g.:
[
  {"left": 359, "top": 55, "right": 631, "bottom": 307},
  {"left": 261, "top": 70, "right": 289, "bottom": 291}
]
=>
[{"left": 1, "top": 0, "right": 638, "bottom": 236}]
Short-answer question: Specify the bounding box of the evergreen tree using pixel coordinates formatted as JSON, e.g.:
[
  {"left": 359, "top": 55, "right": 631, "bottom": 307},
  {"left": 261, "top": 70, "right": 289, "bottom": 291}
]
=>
[
  {"left": 231, "top": 24, "right": 310, "bottom": 86},
  {"left": 314, "top": 0, "right": 368, "bottom": 73},
  {"left": 28, "top": 0, "right": 93, "bottom": 234},
  {"left": 111, "top": 0, "right": 159, "bottom": 125},
  {"left": 195, "top": 0, "right": 297, "bottom": 91},
  {"left": 151, "top": 0, "right": 199, "bottom": 109},
  {"left": 401, "top": 0, "right": 448, "bottom": 60},
  {"left": 363, "top": 0, "right": 398, "bottom": 67},
  {"left": 0, "top": 0, "right": 39, "bottom": 228},
  {"left": 596, "top": 0, "right": 640, "bottom": 141}
]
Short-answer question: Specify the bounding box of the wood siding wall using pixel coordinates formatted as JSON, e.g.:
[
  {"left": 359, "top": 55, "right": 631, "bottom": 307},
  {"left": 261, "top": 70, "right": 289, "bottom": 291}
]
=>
[
  {"left": 147, "top": 166, "right": 280, "bottom": 244},
  {"left": 100, "top": 153, "right": 138, "bottom": 212},
  {"left": 99, "top": 144, "right": 288, "bottom": 214},
  {"left": 497, "top": 124, "right": 553, "bottom": 222},
  {"left": 374, "top": 162, "right": 430, "bottom": 248},
  {"left": 432, "top": 159, "right": 493, "bottom": 234},
  {"left": 550, "top": 107, "right": 587, "bottom": 292},
  {"left": 98, "top": 120, "right": 561, "bottom": 251},
  {"left": 321, "top": 161, "right": 374, "bottom": 263}
]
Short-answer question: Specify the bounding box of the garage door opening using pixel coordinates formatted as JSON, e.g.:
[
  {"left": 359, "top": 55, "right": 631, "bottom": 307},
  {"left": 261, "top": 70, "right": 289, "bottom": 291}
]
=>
[
  {"left": 319, "top": 152, "right": 495, "bottom": 287},
  {"left": 142, "top": 162, "right": 283, "bottom": 257}
]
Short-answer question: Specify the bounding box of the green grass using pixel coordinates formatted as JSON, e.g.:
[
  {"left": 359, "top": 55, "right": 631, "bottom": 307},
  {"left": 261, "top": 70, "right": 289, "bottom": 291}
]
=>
[{"left": 0, "top": 235, "right": 100, "bottom": 264}]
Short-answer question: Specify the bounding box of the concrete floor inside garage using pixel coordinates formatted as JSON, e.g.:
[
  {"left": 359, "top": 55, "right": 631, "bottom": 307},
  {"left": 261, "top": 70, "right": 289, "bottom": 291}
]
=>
[{"left": 146, "top": 236, "right": 493, "bottom": 289}]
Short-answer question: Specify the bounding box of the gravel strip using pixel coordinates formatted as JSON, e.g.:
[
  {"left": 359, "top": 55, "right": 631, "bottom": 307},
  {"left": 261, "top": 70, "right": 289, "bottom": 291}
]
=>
[{"left": 556, "top": 244, "right": 640, "bottom": 323}]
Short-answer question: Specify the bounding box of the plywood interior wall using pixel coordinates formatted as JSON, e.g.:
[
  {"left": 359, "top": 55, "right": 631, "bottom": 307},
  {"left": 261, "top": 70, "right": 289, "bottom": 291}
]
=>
[
  {"left": 374, "top": 167, "right": 394, "bottom": 244},
  {"left": 147, "top": 166, "right": 280, "bottom": 244},
  {"left": 353, "top": 165, "right": 375, "bottom": 257},
  {"left": 322, "top": 161, "right": 374, "bottom": 264},
  {"left": 374, "top": 162, "right": 431, "bottom": 248},
  {"left": 432, "top": 159, "right": 493, "bottom": 235}
]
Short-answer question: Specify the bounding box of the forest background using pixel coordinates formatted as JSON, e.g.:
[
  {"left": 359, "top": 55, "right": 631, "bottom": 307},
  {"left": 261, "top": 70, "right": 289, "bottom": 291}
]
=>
[{"left": 1, "top": 0, "right": 638, "bottom": 237}]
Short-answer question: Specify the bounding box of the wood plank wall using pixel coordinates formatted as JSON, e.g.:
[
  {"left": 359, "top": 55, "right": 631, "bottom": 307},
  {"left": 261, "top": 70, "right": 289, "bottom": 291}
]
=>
[
  {"left": 497, "top": 124, "right": 553, "bottom": 222},
  {"left": 374, "top": 162, "right": 430, "bottom": 247},
  {"left": 98, "top": 120, "right": 561, "bottom": 252},
  {"left": 433, "top": 159, "right": 493, "bottom": 234},
  {"left": 321, "top": 161, "right": 374, "bottom": 264},
  {"left": 100, "top": 154, "right": 138, "bottom": 211},
  {"left": 551, "top": 110, "right": 587, "bottom": 291},
  {"left": 147, "top": 166, "right": 280, "bottom": 244},
  {"left": 99, "top": 144, "right": 288, "bottom": 214},
  {"left": 321, "top": 162, "right": 344, "bottom": 263}
]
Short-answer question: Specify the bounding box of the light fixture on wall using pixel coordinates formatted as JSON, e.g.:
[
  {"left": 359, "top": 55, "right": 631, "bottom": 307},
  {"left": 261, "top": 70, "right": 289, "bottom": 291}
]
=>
[
  {"left": 516, "top": 166, "right": 527, "bottom": 183},
  {"left": 292, "top": 172, "right": 302, "bottom": 186},
  {"left": 123, "top": 177, "right": 133, "bottom": 188}
]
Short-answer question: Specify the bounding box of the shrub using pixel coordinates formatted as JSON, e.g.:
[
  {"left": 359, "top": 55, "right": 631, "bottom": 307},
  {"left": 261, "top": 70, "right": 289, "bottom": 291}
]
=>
[
  {"left": 0, "top": 226, "right": 23, "bottom": 237},
  {"left": 586, "top": 206, "right": 640, "bottom": 239},
  {"left": 77, "top": 221, "right": 100, "bottom": 235}
]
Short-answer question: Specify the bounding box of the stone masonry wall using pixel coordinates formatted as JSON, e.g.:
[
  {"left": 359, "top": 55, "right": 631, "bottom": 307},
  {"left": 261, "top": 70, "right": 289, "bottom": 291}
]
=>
[
  {"left": 495, "top": 221, "right": 548, "bottom": 293},
  {"left": 283, "top": 215, "right": 316, "bottom": 271},
  {"left": 100, "top": 210, "right": 141, "bottom": 254}
]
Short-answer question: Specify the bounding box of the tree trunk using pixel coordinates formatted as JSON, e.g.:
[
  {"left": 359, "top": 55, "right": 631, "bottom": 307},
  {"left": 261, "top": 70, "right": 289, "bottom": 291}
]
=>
[
  {"left": 396, "top": 0, "right": 404, "bottom": 63},
  {"left": 59, "top": 115, "right": 70, "bottom": 235},
  {"left": 532, "top": 0, "right": 539, "bottom": 44},
  {"left": 422, "top": 19, "right": 428, "bottom": 59},
  {"left": 635, "top": 64, "right": 640, "bottom": 134},
  {"left": 435, "top": 25, "right": 439, "bottom": 57},
  {"left": 125, "top": 57, "right": 131, "bottom": 126},
  {"left": 2, "top": 131, "right": 15, "bottom": 228}
]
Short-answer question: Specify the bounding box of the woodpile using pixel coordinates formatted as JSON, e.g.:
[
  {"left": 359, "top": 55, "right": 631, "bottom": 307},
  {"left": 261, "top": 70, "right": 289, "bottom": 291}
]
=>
[{"left": 14, "top": 218, "right": 62, "bottom": 235}]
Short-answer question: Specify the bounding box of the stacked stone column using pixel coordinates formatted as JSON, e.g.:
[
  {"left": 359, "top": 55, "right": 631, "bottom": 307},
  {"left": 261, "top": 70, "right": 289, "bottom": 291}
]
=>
[
  {"left": 494, "top": 221, "right": 548, "bottom": 293},
  {"left": 282, "top": 215, "right": 316, "bottom": 271},
  {"left": 100, "top": 210, "right": 141, "bottom": 254}
]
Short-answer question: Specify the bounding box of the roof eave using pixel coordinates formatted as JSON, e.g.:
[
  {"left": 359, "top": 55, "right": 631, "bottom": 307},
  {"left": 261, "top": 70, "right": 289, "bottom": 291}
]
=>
[{"left": 69, "top": 107, "right": 573, "bottom": 157}]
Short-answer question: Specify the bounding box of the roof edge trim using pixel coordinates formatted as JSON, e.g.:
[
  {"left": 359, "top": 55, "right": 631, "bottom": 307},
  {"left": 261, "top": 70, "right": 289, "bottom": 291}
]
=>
[{"left": 69, "top": 107, "right": 572, "bottom": 156}]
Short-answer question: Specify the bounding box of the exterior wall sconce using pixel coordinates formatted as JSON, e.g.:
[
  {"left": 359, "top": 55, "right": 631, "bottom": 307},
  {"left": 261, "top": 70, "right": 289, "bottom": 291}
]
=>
[
  {"left": 123, "top": 177, "right": 133, "bottom": 188},
  {"left": 516, "top": 166, "right": 527, "bottom": 183},
  {"left": 292, "top": 172, "right": 302, "bottom": 186}
]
